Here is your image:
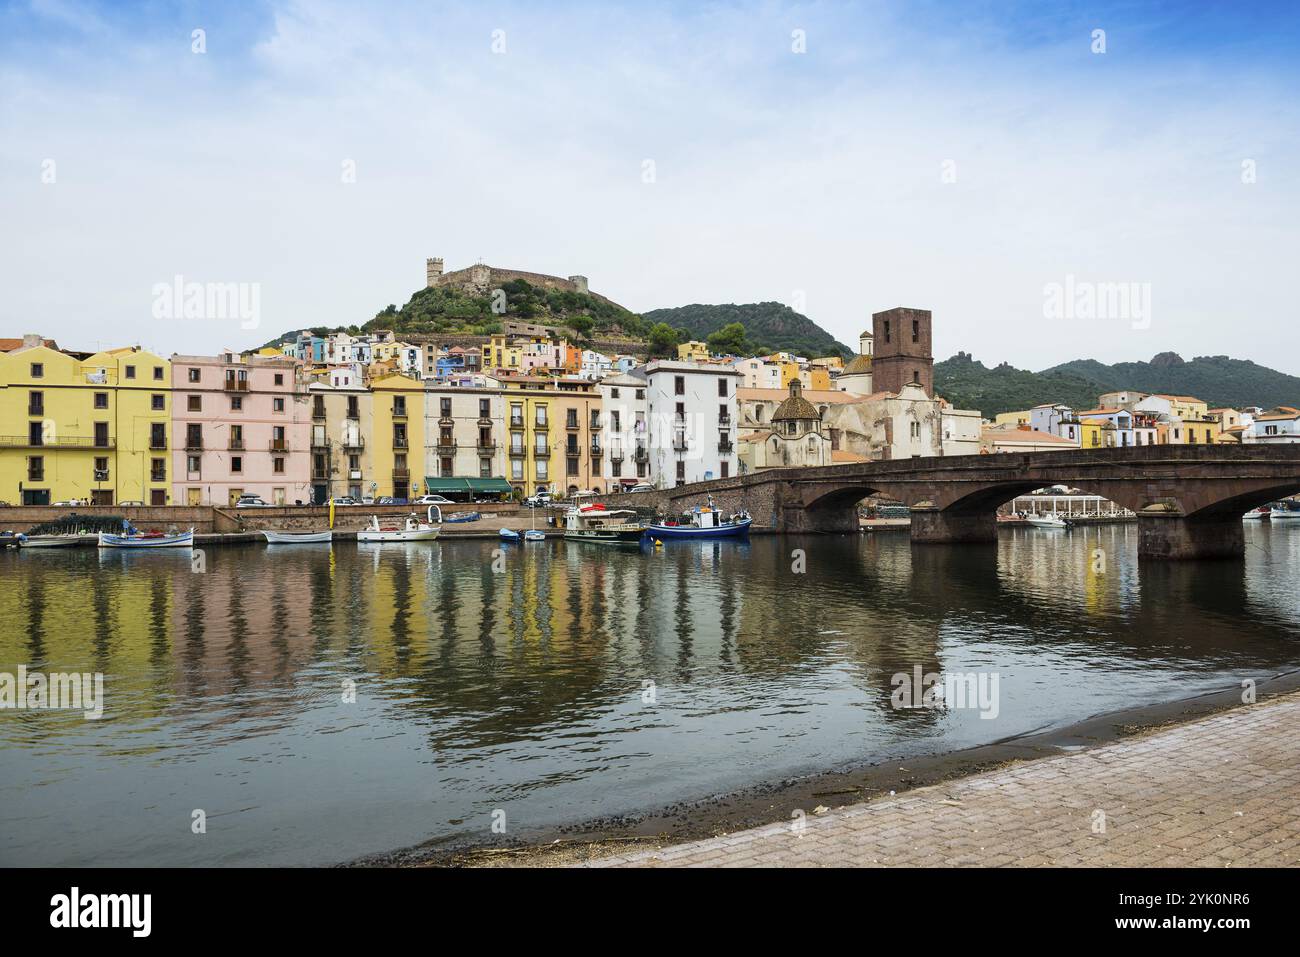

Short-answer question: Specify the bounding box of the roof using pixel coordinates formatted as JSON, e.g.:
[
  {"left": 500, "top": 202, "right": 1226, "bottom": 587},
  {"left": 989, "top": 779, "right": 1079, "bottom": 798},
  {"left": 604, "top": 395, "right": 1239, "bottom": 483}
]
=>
[
  {"left": 773, "top": 394, "right": 820, "bottom": 421},
  {"left": 832, "top": 450, "right": 870, "bottom": 463},
  {"left": 1076, "top": 408, "right": 1123, "bottom": 416},
  {"left": 424, "top": 477, "right": 513, "bottom": 494},
  {"left": 0, "top": 336, "right": 59, "bottom": 352},
  {"left": 737, "top": 387, "right": 855, "bottom": 405},
  {"left": 842, "top": 355, "right": 873, "bottom": 375},
  {"left": 1152, "top": 394, "right": 1204, "bottom": 402},
  {"left": 981, "top": 427, "right": 1077, "bottom": 445}
]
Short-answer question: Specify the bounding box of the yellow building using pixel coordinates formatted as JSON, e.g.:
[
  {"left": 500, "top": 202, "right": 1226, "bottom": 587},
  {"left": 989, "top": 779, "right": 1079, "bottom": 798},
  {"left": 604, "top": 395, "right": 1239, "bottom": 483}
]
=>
[
  {"left": 0, "top": 338, "right": 171, "bottom": 505},
  {"left": 485, "top": 335, "right": 523, "bottom": 374},
  {"left": 994, "top": 410, "right": 1032, "bottom": 427},
  {"left": 369, "top": 373, "right": 426, "bottom": 500},
  {"left": 492, "top": 374, "right": 603, "bottom": 496},
  {"left": 677, "top": 340, "right": 709, "bottom": 362},
  {"left": 802, "top": 366, "right": 832, "bottom": 391}
]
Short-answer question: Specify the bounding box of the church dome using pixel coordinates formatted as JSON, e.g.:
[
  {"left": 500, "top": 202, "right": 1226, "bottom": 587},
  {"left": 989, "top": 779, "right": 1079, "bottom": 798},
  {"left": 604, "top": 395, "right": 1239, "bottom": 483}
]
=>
[
  {"left": 842, "top": 354, "right": 872, "bottom": 375},
  {"left": 773, "top": 379, "right": 820, "bottom": 422}
]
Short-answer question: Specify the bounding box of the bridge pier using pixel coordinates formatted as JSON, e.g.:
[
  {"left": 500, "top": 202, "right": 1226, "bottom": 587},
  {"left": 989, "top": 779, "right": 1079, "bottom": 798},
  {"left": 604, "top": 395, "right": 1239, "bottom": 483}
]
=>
[
  {"left": 909, "top": 509, "right": 997, "bottom": 545},
  {"left": 1137, "top": 514, "right": 1244, "bottom": 561}
]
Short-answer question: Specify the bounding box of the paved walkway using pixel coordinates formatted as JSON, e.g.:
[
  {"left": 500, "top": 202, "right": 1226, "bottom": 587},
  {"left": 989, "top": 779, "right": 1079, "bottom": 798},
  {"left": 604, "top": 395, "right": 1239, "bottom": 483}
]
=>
[{"left": 587, "top": 693, "right": 1300, "bottom": 867}]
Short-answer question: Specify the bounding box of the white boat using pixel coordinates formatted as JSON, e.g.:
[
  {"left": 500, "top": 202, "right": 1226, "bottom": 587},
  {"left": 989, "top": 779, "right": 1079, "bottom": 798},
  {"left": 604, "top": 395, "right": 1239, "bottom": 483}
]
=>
[
  {"left": 1024, "top": 514, "right": 1069, "bottom": 529},
  {"left": 524, "top": 529, "right": 546, "bottom": 542},
  {"left": 98, "top": 527, "right": 194, "bottom": 548},
  {"left": 357, "top": 506, "right": 442, "bottom": 543},
  {"left": 262, "top": 530, "right": 333, "bottom": 544},
  {"left": 16, "top": 533, "right": 84, "bottom": 548},
  {"left": 1243, "top": 506, "right": 1272, "bottom": 521},
  {"left": 563, "top": 502, "right": 647, "bottom": 546}
]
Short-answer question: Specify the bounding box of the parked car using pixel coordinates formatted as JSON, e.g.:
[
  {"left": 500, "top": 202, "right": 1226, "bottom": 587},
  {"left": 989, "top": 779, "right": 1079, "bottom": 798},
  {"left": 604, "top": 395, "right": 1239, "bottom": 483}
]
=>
[
  {"left": 628, "top": 484, "right": 655, "bottom": 493},
  {"left": 524, "top": 492, "right": 553, "bottom": 508},
  {"left": 53, "top": 498, "right": 88, "bottom": 506},
  {"left": 328, "top": 496, "right": 360, "bottom": 506},
  {"left": 234, "top": 495, "right": 273, "bottom": 508},
  {"left": 413, "top": 494, "right": 452, "bottom": 505},
  {"left": 118, "top": 500, "right": 145, "bottom": 507}
]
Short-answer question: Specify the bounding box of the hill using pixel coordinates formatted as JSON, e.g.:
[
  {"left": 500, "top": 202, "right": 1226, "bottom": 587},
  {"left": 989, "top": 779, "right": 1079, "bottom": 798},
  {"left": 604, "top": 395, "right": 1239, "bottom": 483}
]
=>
[
  {"left": 641, "top": 302, "right": 854, "bottom": 359},
  {"left": 935, "top": 352, "right": 1300, "bottom": 417}
]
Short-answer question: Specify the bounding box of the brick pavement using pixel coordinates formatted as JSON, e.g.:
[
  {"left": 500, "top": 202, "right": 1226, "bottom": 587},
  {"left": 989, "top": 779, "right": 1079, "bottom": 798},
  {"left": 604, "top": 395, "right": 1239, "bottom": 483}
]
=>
[{"left": 586, "top": 693, "right": 1300, "bottom": 867}]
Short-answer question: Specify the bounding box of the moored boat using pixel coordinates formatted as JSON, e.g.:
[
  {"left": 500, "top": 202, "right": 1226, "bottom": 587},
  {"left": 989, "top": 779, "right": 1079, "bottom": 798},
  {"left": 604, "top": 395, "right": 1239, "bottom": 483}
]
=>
[
  {"left": 262, "top": 530, "right": 333, "bottom": 544},
  {"left": 98, "top": 521, "right": 194, "bottom": 548},
  {"left": 523, "top": 529, "right": 546, "bottom": 542},
  {"left": 17, "top": 533, "right": 84, "bottom": 548},
  {"left": 499, "top": 528, "right": 521, "bottom": 542},
  {"left": 357, "top": 506, "right": 442, "bottom": 543},
  {"left": 1268, "top": 501, "right": 1300, "bottom": 520},
  {"left": 563, "top": 501, "right": 646, "bottom": 546},
  {"left": 645, "top": 498, "right": 752, "bottom": 539},
  {"left": 1243, "top": 506, "right": 1272, "bottom": 521},
  {"left": 1024, "top": 514, "right": 1069, "bottom": 529},
  {"left": 444, "top": 511, "right": 481, "bottom": 524}
]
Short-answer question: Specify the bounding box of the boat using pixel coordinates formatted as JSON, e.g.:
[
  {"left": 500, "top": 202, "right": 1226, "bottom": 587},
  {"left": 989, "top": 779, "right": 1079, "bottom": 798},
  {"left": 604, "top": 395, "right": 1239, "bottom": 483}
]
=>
[
  {"left": 1243, "top": 506, "right": 1272, "bottom": 521},
  {"left": 444, "top": 511, "right": 481, "bottom": 524},
  {"left": 562, "top": 500, "right": 647, "bottom": 546},
  {"left": 1268, "top": 501, "right": 1300, "bottom": 521},
  {"left": 1024, "top": 514, "right": 1069, "bottom": 529},
  {"left": 262, "top": 530, "right": 333, "bottom": 544},
  {"left": 98, "top": 521, "right": 194, "bottom": 548},
  {"left": 16, "top": 533, "right": 84, "bottom": 548},
  {"left": 499, "top": 528, "right": 521, "bottom": 542},
  {"left": 645, "top": 497, "right": 752, "bottom": 539},
  {"left": 357, "top": 506, "right": 442, "bottom": 543},
  {"left": 524, "top": 529, "right": 546, "bottom": 542}
]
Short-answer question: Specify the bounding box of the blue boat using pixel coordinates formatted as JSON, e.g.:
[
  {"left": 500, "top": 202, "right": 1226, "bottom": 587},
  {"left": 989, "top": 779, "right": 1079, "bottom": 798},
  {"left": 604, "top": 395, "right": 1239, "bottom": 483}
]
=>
[
  {"left": 499, "top": 528, "right": 521, "bottom": 542},
  {"left": 445, "top": 511, "right": 481, "bottom": 524},
  {"left": 645, "top": 498, "right": 753, "bottom": 540},
  {"left": 98, "top": 520, "right": 194, "bottom": 549}
]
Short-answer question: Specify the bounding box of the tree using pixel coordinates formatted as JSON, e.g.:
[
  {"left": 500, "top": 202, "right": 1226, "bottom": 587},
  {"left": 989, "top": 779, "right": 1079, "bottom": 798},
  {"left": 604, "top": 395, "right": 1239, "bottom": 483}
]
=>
[
  {"left": 706, "top": 322, "right": 747, "bottom": 356},
  {"left": 647, "top": 323, "right": 679, "bottom": 358},
  {"left": 568, "top": 315, "right": 595, "bottom": 341}
]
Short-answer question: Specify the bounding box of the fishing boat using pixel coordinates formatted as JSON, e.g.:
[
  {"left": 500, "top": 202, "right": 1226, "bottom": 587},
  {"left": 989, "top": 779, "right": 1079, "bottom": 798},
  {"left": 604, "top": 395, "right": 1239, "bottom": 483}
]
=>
[
  {"left": 357, "top": 506, "right": 442, "bottom": 543},
  {"left": 1243, "top": 506, "right": 1272, "bottom": 521},
  {"left": 18, "top": 513, "right": 124, "bottom": 548},
  {"left": 262, "top": 530, "right": 333, "bottom": 544},
  {"left": 1024, "top": 514, "right": 1069, "bottom": 529},
  {"left": 98, "top": 521, "right": 194, "bottom": 548},
  {"left": 444, "top": 511, "right": 481, "bottom": 524},
  {"left": 645, "top": 497, "right": 752, "bottom": 539},
  {"left": 17, "top": 532, "right": 85, "bottom": 548},
  {"left": 562, "top": 501, "right": 646, "bottom": 546},
  {"left": 499, "top": 527, "right": 521, "bottom": 542}
]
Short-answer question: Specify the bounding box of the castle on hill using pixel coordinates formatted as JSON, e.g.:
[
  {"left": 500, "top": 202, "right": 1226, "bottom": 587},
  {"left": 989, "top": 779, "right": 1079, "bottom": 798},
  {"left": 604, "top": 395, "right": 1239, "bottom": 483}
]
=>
[{"left": 426, "top": 257, "right": 628, "bottom": 309}]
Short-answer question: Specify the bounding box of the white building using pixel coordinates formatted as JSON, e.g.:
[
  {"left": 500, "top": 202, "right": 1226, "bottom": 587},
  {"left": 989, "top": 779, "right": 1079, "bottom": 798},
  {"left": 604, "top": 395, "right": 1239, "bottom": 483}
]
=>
[
  {"left": 1243, "top": 406, "right": 1300, "bottom": 444},
  {"left": 580, "top": 349, "right": 612, "bottom": 380},
  {"left": 598, "top": 371, "right": 649, "bottom": 489},
  {"left": 643, "top": 360, "right": 741, "bottom": 486}
]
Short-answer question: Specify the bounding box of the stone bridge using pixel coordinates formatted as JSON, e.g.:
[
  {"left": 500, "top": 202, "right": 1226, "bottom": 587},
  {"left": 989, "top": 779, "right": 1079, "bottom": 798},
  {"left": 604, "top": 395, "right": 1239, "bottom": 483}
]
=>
[{"left": 615, "top": 445, "right": 1300, "bottom": 559}]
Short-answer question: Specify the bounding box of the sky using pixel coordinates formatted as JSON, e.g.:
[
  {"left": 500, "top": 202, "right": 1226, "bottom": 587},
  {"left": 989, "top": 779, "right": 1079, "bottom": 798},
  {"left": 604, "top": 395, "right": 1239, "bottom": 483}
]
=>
[{"left": 2, "top": 0, "right": 1298, "bottom": 373}]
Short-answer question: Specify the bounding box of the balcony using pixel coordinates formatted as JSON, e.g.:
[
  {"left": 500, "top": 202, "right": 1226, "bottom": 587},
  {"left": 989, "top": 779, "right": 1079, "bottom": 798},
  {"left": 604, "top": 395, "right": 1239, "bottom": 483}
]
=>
[
  {"left": 477, "top": 440, "right": 497, "bottom": 451},
  {"left": 185, "top": 437, "right": 204, "bottom": 451},
  {"left": 510, "top": 418, "right": 525, "bottom": 429},
  {"left": 672, "top": 437, "right": 688, "bottom": 452},
  {"left": 28, "top": 471, "right": 44, "bottom": 482},
  {"left": 509, "top": 446, "right": 526, "bottom": 457},
  {"left": 28, "top": 404, "right": 44, "bottom": 416},
  {"left": 589, "top": 419, "right": 602, "bottom": 431},
  {"left": 533, "top": 420, "right": 549, "bottom": 431},
  {"left": 0, "top": 434, "right": 114, "bottom": 449},
  {"left": 565, "top": 419, "right": 580, "bottom": 431},
  {"left": 610, "top": 451, "right": 624, "bottom": 464},
  {"left": 393, "top": 437, "right": 409, "bottom": 449},
  {"left": 634, "top": 447, "right": 648, "bottom": 463},
  {"left": 343, "top": 437, "right": 365, "bottom": 451},
  {"left": 590, "top": 444, "right": 603, "bottom": 457},
  {"left": 392, "top": 469, "right": 410, "bottom": 484},
  {"left": 150, "top": 471, "right": 167, "bottom": 483},
  {"left": 478, "top": 417, "right": 494, "bottom": 427},
  {"left": 228, "top": 438, "right": 245, "bottom": 451},
  {"left": 391, "top": 405, "right": 408, "bottom": 419},
  {"left": 435, "top": 441, "right": 458, "bottom": 454},
  {"left": 223, "top": 378, "right": 249, "bottom": 392},
  {"left": 269, "top": 439, "right": 289, "bottom": 451},
  {"left": 312, "top": 405, "right": 326, "bottom": 420},
  {"left": 438, "top": 416, "right": 454, "bottom": 427},
  {"left": 149, "top": 438, "right": 168, "bottom": 450},
  {"left": 718, "top": 414, "right": 732, "bottom": 427},
  {"left": 565, "top": 445, "right": 580, "bottom": 457},
  {"left": 718, "top": 440, "right": 735, "bottom": 453},
  {"left": 533, "top": 448, "right": 551, "bottom": 459},
  {"left": 93, "top": 469, "right": 110, "bottom": 482}
]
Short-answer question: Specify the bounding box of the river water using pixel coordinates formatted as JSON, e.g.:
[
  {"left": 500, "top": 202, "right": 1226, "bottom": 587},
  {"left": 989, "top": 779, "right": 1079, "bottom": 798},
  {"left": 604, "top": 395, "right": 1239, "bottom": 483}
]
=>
[{"left": 2, "top": 524, "right": 1298, "bottom": 865}]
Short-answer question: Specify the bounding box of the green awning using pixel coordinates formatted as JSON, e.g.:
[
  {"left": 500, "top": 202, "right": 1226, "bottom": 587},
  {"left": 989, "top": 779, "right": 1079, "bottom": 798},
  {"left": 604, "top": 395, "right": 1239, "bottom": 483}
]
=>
[{"left": 424, "top": 477, "right": 513, "bottom": 494}]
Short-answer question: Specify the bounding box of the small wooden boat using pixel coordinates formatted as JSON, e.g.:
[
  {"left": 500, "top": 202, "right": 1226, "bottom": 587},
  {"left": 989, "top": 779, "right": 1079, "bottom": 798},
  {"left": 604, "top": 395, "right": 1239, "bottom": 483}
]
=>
[
  {"left": 646, "top": 498, "right": 752, "bottom": 539},
  {"left": 357, "top": 506, "right": 442, "bottom": 543},
  {"left": 98, "top": 525, "right": 194, "bottom": 548},
  {"left": 444, "top": 511, "right": 481, "bottom": 524},
  {"left": 262, "top": 530, "right": 333, "bottom": 544},
  {"left": 499, "top": 528, "right": 521, "bottom": 542},
  {"left": 17, "top": 533, "right": 84, "bottom": 548}
]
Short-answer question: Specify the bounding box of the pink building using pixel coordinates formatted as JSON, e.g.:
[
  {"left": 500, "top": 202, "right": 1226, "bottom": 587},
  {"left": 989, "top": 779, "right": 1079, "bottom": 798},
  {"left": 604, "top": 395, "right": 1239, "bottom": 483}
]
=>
[{"left": 171, "top": 351, "right": 312, "bottom": 506}]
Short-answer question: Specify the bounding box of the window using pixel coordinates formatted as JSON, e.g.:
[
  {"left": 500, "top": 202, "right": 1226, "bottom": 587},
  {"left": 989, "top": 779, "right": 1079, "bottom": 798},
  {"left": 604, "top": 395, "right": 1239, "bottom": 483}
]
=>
[
  {"left": 94, "top": 422, "right": 110, "bottom": 448},
  {"left": 153, "top": 366, "right": 164, "bottom": 380},
  {"left": 30, "top": 362, "right": 44, "bottom": 378},
  {"left": 479, "top": 399, "right": 490, "bottom": 418},
  {"left": 29, "top": 421, "right": 43, "bottom": 446},
  {"left": 230, "top": 396, "right": 242, "bottom": 411},
  {"left": 151, "top": 458, "right": 166, "bottom": 482},
  {"left": 231, "top": 456, "right": 243, "bottom": 473},
  {"left": 94, "top": 456, "right": 109, "bottom": 475},
  {"left": 718, "top": 378, "right": 727, "bottom": 397},
  {"left": 188, "top": 367, "right": 201, "bottom": 383},
  {"left": 675, "top": 376, "right": 685, "bottom": 396},
  {"left": 150, "top": 489, "right": 167, "bottom": 506},
  {"left": 273, "top": 397, "right": 285, "bottom": 413},
  {"left": 395, "top": 453, "right": 407, "bottom": 470},
  {"left": 441, "top": 457, "right": 453, "bottom": 476},
  {"left": 441, "top": 397, "right": 452, "bottom": 417},
  {"left": 94, "top": 392, "right": 108, "bottom": 409},
  {"left": 28, "top": 455, "right": 44, "bottom": 480},
  {"left": 150, "top": 423, "right": 167, "bottom": 449},
  {"left": 567, "top": 457, "right": 579, "bottom": 476},
  {"left": 883, "top": 321, "right": 891, "bottom": 343},
  {"left": 721, "top": 461, "right": 729, "bottom": 478},
  {"left": 676, "top": 461, "right": 685, "bottom": 483},
  {"left": 230, "top": 424, "right": 244, "bottom": 448},
  {"left": 535, "top": 405, "right": 547, "bottom": 426},
  {"left": 271, "top": 426, "right": 286, "bottom": 450},
  {"left": 912, "top": 320, "right": 919, "bottom": 343},
  {"left": 273, "top": 457, "right": 285, "bottom": 474},
  {"left": 510, "top": 403, "right": 523, "bottom": 426},
  {"left": 393, "top": 396, "right": 406, "bottom": 416},
  {"left": 611, "top": 388, "right": 620, "bottom": 399},
  {"left": 511, "top": 459, "right": 524, "bottom": 480},
  {"left": 536, "top": 460, "right": 548, "bottom": 481},
  {"left": 480, "top": 458, "right": 492, "bottom": 477},
  {"left": 28, "top": 390, "right": 43, "bottom": 414},
  {"left": 535, "top": 434, "right": 548, "bottom": 452},
  {"left": 151, "top": 394, "right": 165, "bottom": 411},
  {"left": 187, "top": 454, "right": 201, "bottom": 472},
  {"left": 274, "top": 373, "right": 284, "bottom": 386},
  {"left": 566, "top": 409, "right": 578, "bottom": 428},
  {"left": 635, "top": 389, "right": 644, "bottom": 400},
  {"left": 125, "top": 365, "right": 136, "bottom": 379}
]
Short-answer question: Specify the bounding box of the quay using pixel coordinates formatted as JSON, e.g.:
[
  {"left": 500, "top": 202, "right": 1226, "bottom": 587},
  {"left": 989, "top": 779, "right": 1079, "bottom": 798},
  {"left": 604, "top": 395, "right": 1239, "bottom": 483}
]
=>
[{"left": 585, "top": 690, "right": 1300, "bottom": 868}]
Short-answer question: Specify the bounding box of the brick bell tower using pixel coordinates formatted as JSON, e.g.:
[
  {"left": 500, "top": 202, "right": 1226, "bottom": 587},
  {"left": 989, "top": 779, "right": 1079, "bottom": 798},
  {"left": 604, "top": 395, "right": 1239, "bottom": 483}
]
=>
[{"left": 871, "top": 307, "right": 933, "bottom": 396}]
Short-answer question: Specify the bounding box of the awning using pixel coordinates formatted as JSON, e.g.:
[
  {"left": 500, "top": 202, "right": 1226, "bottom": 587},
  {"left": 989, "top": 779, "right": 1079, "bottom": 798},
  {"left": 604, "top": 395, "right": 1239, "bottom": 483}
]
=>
[{"left": 424, "top": 477, "right": 513, "bottom": 494}]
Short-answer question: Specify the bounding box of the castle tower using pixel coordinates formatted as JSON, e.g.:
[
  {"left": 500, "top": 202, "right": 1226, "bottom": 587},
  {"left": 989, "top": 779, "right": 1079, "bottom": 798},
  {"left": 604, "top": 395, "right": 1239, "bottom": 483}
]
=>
[
  {"left": 426, "top": 257, "right": 444, "bottom": 287},
  {"left": 871, "top": 307, "right": 932, "bottom": 396},
  {"left": 568, "top": 275, "right": 589, "bottom": 295}
]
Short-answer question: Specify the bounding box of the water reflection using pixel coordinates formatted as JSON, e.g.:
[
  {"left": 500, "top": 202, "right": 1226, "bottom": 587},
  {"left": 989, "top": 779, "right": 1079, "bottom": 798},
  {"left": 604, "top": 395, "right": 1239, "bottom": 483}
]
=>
[{"left": 1, "top": 525, "right": 1298, "bottom": 865}]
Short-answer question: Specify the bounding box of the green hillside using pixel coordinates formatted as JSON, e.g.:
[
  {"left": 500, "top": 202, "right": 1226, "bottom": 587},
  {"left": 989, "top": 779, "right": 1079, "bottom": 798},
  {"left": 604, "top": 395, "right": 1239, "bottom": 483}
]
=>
[
  {"left": 641, "top": 302, "right": 854, "bottom": 359},
  {"left": 935, "top": 351, "right": 1300, "bottom": 417}
]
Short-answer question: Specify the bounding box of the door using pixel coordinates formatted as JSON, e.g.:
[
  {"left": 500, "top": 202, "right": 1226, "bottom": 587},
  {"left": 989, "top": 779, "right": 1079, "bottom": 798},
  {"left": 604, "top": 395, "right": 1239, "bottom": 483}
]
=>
[
  {"left": 273, "top": 487, "right": 286, "bottom": 505},
  {"left": 187, "top": 487, "right": 202, "bottom": 506},
  {"left": 150, "top": 489, "right": 167, "bottom": 506},
  {"left": 228, "top": 488, "right": 243, "bottom": 507}
]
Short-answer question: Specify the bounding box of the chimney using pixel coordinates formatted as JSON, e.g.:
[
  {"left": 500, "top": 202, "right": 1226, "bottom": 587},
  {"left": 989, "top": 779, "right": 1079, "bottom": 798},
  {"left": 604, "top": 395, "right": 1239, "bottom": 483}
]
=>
[{"left": 23, "top": 333, "right": 43, "bottom": 348}]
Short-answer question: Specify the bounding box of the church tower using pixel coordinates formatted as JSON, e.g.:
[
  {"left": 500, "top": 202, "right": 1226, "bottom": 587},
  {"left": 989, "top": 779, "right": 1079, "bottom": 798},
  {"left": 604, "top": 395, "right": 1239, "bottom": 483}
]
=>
[{"left": 871, "top": 307, "right": 932, "bottom": 396}]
